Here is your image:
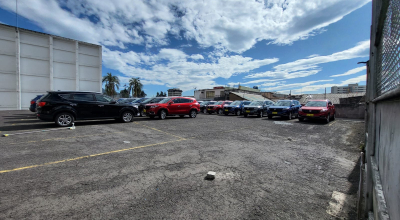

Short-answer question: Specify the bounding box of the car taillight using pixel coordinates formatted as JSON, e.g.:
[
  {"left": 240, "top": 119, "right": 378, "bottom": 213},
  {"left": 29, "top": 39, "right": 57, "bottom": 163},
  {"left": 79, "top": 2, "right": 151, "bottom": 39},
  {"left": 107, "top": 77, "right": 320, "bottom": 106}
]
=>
[
  {"left": 30, "top": 101, "right": 35, "bottom": 105},
  {"left": 38, "top": 102, "right": 46, "bottom": 107}
]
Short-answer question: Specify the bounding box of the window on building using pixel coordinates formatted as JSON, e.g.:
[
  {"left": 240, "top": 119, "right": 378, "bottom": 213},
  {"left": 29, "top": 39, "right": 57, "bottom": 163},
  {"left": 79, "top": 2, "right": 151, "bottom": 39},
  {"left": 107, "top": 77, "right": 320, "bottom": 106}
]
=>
[{"left": 206, "top": 91, "right": 215, "bottom": 98}]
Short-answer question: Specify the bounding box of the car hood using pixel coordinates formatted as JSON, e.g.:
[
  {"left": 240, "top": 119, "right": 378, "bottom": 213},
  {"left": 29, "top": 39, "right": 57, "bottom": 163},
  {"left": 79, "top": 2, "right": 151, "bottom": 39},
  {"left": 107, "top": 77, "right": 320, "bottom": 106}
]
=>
[
  {"left": 301, "top": 106, "right": 326, "bottom": 110},
  {"left": 226, "top": 105, "right": 240, "bottom": 107},
  {"left": 243, "top": 105, "right": 262, "bottom": 108},
  {"left": 269, "top": 106, "right": 290, "bottom": 109}
]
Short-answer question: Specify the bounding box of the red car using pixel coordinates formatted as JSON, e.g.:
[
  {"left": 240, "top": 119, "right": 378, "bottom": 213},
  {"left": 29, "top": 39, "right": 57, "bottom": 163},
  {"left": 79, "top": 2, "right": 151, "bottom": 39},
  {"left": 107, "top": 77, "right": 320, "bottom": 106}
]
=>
[
  {"left": 144, "top": 97, "right": 200, "bottom": 120},
  {"left": 298, "top": 100, "right": 336, "bottom": 123},
  {"left": 207, "top": 100, "right": 232, "bottom": 114}
]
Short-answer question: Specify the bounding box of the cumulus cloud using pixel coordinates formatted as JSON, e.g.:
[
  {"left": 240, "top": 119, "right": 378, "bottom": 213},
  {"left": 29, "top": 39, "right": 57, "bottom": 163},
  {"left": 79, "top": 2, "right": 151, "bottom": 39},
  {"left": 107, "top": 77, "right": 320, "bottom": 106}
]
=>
[
  {"left": 330, "top": 66, "right": 366, "bottom": 77},
  {"left": 245, "top": 40, "right": 370, "bottom": 80},
  {"left": 0, "top": 0, "right": 370, "bottom": 52}
]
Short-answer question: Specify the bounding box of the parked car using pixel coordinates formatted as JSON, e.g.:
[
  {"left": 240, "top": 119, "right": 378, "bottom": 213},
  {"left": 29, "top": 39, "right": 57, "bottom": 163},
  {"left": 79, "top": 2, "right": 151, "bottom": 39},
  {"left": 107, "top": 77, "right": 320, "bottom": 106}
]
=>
[
  {"left": 36, "top": 91, "right": 139, "bottom": 127},
  {"left": 197, "top": 101, "right": 204, "bottom": 105},
  {"left": 298, "top": 100, "right": 336, "bottom": 123},
  {"left": 207, "top": 101, "right": 232, "bottom": 114},
  {"left": 117, "top": 98, "right": 140, "bottom": 104},
  {"left": 137, "top": 97, "right": 166, "bottom": 116},
  {"left": 29, "top": 95, "right": 43, "bottom": 112},
  {"left": 144, "top": 97, "right": 200, "bottom": 119},
  {"left": 243, "top": 100, "right": 274, "bottom": 117},
  {"left": 267, "top": 100, "right": 302, "bottom": 119},
  {"left": 223, "top": 100, "right": 251, "bottom": 116},
  {"left": 200, "top": 101, "right": 216, "bottom": 113}
]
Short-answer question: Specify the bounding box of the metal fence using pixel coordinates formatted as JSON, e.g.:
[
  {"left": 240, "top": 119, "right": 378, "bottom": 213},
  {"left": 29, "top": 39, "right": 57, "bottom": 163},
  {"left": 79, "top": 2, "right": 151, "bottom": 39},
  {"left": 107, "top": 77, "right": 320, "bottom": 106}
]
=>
[{"left": 376, "top": 0, "right": 400, "bottom": 96}]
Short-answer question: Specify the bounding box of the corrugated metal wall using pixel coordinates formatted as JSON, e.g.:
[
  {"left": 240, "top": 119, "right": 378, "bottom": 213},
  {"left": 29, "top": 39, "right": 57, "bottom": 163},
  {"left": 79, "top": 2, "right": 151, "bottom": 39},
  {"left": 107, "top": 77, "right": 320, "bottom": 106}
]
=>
[{"left": 0, "top": 24, "right": 102, "bottom": 110}]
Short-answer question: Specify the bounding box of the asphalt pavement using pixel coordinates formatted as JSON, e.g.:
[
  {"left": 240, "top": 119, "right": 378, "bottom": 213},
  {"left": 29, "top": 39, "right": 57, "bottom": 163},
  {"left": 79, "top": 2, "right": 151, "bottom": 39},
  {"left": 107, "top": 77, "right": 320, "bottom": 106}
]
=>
[{"left": 0, "top": 110, "right": 364, "bottom": 219}]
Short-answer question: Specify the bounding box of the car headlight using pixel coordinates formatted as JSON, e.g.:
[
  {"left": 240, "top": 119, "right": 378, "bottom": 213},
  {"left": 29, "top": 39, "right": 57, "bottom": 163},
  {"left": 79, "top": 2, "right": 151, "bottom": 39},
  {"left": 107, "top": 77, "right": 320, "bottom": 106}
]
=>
[
  {"left": 320, "top": 109, "right": 328, "bottom": 112},
  {"left": 133, "top": 105, "right": 138, "bottom": 108},
  {"left": 150, "top": 105, "right": 158, "bottom": 108}
]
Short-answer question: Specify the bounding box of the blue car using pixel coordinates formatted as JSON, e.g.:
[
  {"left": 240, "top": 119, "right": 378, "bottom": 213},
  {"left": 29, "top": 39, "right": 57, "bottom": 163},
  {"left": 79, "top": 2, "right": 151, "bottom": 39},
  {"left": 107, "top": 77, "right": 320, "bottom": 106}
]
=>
[
  {"left": 29, "top": 95, "right": 43, "bottom": 112},
  {"left": 223, "top": 100, "right": 251, "bottom": 116},
  {"left": 267, "top": 100, "right": 302, "bottom": 120},
  {"left": 243, "top": 100, "right": 275, "bottom": 117}
]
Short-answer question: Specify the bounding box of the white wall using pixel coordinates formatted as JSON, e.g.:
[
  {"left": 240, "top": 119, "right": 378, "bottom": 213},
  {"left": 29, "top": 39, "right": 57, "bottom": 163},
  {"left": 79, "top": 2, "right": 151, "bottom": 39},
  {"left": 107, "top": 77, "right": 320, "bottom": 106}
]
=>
[{"left": 0, "top": 25, "right": 102, "bottom": 110}]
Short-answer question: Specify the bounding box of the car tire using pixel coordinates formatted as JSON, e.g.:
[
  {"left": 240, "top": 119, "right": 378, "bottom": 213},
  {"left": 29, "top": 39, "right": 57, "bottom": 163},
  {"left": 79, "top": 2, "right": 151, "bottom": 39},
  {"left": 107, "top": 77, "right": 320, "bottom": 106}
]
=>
[
  {"left": 121, "top": 111, "right": 134, "bottom": 123},
  {"left": 244, "top": 114, "right": 248, "bottom": 117},
  {"left": 218, "top": 109, "right": 223, "bottom": 115},
  {"left": 189, "top": 110, "right": 197, "bottom": 118},
  {"left": 236, "top": 110, "right": 241, "bottom": 116},
  {"left": 325, "top": 114, "right": 330, "bottom": 124},
  {"left": 298, "top": 118, "right": 304, "bottom": 122},
  {"left": 55, "top": 112, "right": 74, "bottom": 127},
  {"left": 258, "top": 111, "right": 263, "bottom": 118},
  {"left": 288, "top": 112, "right": 292, "bottom": 120},
  {"left": 203, "top": 109, "right": 207, "bottom": 114},
  {"left": 268, "top": 115, "right": 272, "bottom": 119},
  {"left": 159, "top": 110, "right": 167, "bottom": 120}
]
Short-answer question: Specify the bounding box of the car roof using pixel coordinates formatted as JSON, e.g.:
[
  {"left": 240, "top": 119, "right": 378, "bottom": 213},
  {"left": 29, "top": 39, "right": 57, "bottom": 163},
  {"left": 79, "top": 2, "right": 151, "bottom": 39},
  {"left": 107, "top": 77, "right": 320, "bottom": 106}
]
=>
[
  {"left": 48, "top": 91, "right": 101, "bottom": 94},
  {"left": 308, "top": 99, "right": 329, "bottom": 102}
]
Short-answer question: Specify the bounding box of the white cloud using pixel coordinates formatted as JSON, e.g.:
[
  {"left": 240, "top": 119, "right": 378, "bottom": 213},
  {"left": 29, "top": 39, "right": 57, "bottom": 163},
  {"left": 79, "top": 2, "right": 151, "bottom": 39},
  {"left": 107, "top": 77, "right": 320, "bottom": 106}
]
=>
[
  {"left": 330, "top": 66, "right": 366, "bottom": 77},
  {"left": 263, "top": 80, "right": 334, "bottom": 91},
  {"left": 245, "top": 40, "right": 370, "bottom": 80},
  {"left": 0, "top": 0, "right": 370, "bottom": 52},
  {"left": 190, "top": 54, "right": 204, "bottom": 60}
]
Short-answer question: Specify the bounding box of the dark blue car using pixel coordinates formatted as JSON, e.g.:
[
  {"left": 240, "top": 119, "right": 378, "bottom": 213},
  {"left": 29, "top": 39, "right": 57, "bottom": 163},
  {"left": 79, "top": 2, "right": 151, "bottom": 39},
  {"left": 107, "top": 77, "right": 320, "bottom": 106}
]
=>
[
  {"left": 223, "top": 100, "right": 251, "bottom": 116},
  {"left": 29, "top": 95, "right": 43, "bottom": 112},
  {"left": 243, "top": 100, "right": 275, "bottom": 117},
  {"left": 267, "top": 100, "right": 302, "bottom": 120}
]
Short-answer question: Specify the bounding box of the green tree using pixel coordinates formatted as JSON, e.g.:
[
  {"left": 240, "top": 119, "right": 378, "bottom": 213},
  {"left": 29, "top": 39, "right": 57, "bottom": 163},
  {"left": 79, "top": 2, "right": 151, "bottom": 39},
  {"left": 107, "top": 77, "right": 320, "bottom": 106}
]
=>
[
  {"left": 102, "top": 73, "right": 120, "bottom": 97},
  {"left": 129, "top": 77, "right": 143, "bottom": 97},
  {"left": 139, "top": 91, "right": 147, "bottom": 98},
  {"left": 156, "top": 92, "right": 160, "bottom": 97},
  {"left": 120, "top": 84, "right": 130, "bottom": 98}
]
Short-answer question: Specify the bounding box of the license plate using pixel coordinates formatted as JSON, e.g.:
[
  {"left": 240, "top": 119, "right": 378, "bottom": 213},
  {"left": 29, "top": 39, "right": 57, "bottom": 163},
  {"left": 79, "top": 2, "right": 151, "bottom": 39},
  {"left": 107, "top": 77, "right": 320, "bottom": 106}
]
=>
[
  {"left": 272, "top": 112, "right": 277, "bottom": 114},
  {"left": 143, "top": 109, "right": 146, "bottom": 113},
  {"left": 306, "top": 114, "right": 314, "bottom": 117},
  {"left": 225, "top": 109, "right": 228, "bottom": 111},
  {"left": 246, "top": 110, "right": 250, "bottom": 113},
  {"left": 208, "top": 108, "right": 212, "bottom": 110}
]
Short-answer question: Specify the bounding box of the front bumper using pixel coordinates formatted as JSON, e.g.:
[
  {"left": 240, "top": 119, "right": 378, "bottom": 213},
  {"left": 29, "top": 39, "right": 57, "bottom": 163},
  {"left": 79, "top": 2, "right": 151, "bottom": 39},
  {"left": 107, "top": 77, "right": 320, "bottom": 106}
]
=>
[
  {"left": 298, "top": 111, "right": 328, "bottom": 119},
  {"left": 243, "top": 109, "right": 260, "bottom": 115},
  {"left": 223, "top": 108, "right": 237, "bottom": 114},
  {"left": 207, "top": 108, "right": 217, "bottom": 113},
  {"left": 144, "top": 108, "right": 157, "bottom": 116},
  {"left": 267, "top": 110, "right": 290, "bottom": 117}
]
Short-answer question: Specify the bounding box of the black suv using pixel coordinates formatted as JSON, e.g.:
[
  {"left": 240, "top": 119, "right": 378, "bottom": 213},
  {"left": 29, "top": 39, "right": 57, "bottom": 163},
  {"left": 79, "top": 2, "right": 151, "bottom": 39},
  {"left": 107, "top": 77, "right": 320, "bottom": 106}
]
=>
[{"left": 36, "top": 91, "right": 138, "bottom": 127}]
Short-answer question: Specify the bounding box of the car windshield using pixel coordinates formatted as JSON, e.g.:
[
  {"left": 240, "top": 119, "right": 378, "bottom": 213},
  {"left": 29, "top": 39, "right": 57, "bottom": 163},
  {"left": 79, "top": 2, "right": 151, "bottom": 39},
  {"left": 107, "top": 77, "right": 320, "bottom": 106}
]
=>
[
  {"left": 152, "top": 98, "right": 165, "bottom": 103},
  {"left": 231, "top": 101, "right": 241, "bottom": 105},
  {"left": 249, "top": 101, "right": 263, "bottom": 106},
  {"left": 209, "top": 101, "right": 216, "bottom": 105},
  {"left": 214, "top": 101, "right": 223, "bottom": 105},
  {"left": 223, "top": 102, "right": 232, "bottom": 105},
  {"left": 159, "top": 98, "right": 172, "bottom": 103},
  {"left": 200, "top": 101, "right": 210, "bottom": 106},
  {"left": 274, "top": 101, "right": 291, "bottom": 106},
  {"left": 243, "top": 101, "right": 251, "bottom": 105},
  {"left": 141, "top": 98, "right": 155, "bottom": 104},
  {"left": 305, "top": 101, "right": 327, "bottom": 107},
  {"left": 133, "top": 98, "right": 147, "bottom": 103}
]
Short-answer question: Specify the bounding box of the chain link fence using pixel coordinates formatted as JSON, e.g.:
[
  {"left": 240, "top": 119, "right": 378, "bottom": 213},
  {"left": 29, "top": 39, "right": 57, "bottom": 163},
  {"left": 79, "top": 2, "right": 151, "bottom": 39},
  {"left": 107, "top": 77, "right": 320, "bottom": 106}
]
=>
[{"left": 376, "top": 0, "right": 400, "bottom": 96}]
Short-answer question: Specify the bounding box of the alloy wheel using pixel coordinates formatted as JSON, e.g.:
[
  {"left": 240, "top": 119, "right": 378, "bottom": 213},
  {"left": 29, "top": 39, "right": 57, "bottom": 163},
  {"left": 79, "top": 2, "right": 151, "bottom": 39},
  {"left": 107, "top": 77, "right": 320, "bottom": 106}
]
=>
[
  {"left": 122, "top": 112, "right": 133, "bottom": 122},
  {"left": 190, "top": 110, "right": 197, "bottom": 118},
  {"left": 57, "top": 114, "right": 72, "bottom": 126},
  {"left": 160, "top": 110, "right": 166, "bottom": 120}
]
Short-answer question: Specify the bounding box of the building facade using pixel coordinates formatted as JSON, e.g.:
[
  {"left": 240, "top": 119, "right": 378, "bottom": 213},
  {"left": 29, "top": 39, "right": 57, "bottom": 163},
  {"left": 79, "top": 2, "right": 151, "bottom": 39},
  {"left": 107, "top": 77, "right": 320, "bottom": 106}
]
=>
[
  {"left": 331, "top": 83, "right": 366, "bottom": 94},
  {"left": 167, "top": 88, "right": 183, "bottom": 96},
  {"left": 0, "top": 24, "right": 102, "bottom": 110}
]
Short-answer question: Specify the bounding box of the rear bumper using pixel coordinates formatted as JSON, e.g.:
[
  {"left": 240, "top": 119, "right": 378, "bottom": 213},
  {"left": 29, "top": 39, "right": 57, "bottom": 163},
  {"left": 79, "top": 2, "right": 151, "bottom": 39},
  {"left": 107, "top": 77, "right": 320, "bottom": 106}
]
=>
[
  {"left": 36, "top": 113, "right": 53, "bottom": 121},
  {"left": 29, "top": 106, "right": 36, "bottom": 112}
]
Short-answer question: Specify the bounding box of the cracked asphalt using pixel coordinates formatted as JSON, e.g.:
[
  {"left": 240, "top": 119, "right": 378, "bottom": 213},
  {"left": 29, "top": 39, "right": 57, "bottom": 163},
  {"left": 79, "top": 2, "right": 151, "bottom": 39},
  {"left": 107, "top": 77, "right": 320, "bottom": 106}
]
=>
[{"left": 0, "top": 110, "right": 364, "bottom": 219}]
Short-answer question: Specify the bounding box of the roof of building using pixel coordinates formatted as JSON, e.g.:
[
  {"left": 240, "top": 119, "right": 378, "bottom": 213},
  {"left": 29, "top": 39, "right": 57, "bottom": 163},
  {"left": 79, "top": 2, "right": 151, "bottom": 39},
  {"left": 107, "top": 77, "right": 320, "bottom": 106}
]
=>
[
  {"left": 230, "top": 92, "right": 273, "bottom": 102},
  {"left": 299, "top": 92, "right": 366, "bottom": 104}
]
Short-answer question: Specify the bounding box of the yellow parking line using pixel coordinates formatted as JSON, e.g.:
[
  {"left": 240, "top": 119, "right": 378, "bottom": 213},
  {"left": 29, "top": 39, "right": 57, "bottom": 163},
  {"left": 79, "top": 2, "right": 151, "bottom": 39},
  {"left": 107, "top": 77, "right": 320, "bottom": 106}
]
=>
[
  {"left": 329, "top": 121, "right": 337, "bottom": 126},
  {"left": 0, "top": 139, "right": 186, "bottom": 174}
]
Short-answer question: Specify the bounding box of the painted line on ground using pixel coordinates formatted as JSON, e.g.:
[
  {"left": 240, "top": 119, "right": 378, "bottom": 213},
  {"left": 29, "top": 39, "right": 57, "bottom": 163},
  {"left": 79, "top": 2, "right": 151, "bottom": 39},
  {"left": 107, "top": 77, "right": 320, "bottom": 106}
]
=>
[
  {"left": 134, "top": 122, "right": 184, "bottom": 139},
  {"left": 0, "top": 139, "right": 186, "bottom": 174},
  {"left": 329, "top": 121, "right": 337, "bottom": 126},
  {"left": 3, "top": 126, "right": 75, "bottom": 137}
]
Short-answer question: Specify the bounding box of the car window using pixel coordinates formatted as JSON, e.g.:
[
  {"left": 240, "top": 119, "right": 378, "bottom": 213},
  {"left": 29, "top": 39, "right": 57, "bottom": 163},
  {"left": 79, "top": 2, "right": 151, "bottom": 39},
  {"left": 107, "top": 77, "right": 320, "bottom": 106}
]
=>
[
  {"left": 172, "top": 98, "right": 181, "bottom": 103},
  {"left": 95, "top": 94, "right": 112, "bottom": 102},
  {"left": 180, "top": 98, "right": 189, "bottom": 103},
  {"left": 59, "top": 94, "right": 73, "bottom": 100},
  {"left": 73, "top": 94, "right": 95, "bottom": 101}
]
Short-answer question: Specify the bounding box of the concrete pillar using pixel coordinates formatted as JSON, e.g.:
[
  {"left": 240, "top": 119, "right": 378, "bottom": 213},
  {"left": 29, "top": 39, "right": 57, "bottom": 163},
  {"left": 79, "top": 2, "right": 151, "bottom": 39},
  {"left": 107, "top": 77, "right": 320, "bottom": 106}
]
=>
[
  {"left": 99, "top": 46, "right": 102, "bottom": 92},
  {"left": 15, "top": 29, "right": 21, "bottom": 110},
  {"left": 75, "top": 41, "right": 79, "bottom": 91},
  {"left": 49, "top": 36, "right": 53, "bottom": 91}
]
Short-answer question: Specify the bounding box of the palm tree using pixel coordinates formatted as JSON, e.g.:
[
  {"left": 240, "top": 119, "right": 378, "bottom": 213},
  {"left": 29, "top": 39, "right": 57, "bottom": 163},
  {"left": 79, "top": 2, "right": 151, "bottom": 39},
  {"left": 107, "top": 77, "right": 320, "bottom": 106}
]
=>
[
  {"left": 129, "top": 77, "right": 143, "bottom": 97},
  {"left": 102, "top": 73, "right": 120, "bottom": 97}
]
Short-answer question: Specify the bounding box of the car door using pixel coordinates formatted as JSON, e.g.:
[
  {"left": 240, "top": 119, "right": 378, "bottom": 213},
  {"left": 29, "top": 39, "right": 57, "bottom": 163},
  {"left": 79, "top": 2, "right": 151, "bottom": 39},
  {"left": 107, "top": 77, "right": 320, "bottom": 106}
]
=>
[
  {"left": 168, "top": 98, "right": 182, "bottom": 114},
  {"left": 94, "top": 94, "right": 118, "bottom": 118},
  {"left": 178, "top": 98, "right": 191, "bottom": 114},
  {"left": 71, "top": 93, "right": 97, "bottom": 119}
]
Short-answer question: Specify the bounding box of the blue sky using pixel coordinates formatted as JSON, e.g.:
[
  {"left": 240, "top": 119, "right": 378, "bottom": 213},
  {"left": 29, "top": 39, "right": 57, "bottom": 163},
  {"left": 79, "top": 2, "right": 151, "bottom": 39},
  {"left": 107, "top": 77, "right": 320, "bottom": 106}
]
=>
[{"left": 0, "top": 0, "right": 371, "bottom": 96}]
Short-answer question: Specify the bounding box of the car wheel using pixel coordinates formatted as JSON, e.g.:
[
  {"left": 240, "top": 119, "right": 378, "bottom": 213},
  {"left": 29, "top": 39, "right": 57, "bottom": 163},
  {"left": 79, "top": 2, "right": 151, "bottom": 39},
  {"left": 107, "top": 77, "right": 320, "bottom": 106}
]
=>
[
  {"left": 236, "top": 110, "right": 241, "bottom": 116},
  {"left": 244, "top": 114, "right": 248, "bottom": 117},
  {"left": 203, "top": 109, "right": 207, "bottom": 114},
  {"left": 298, "top": 118, "right": 304, "bottom": 122},
  {"left": 121, "top": 111, "right": 134, "bottom": 123},
  {"left": 268, "top": 115, "right": 272, "bottom": 119},
  {"left": 325, "top": 114, "right": 330, "bottom": 123},
  {"left": 55, "top": 112, "right": 74, "bottom": 127},
  {"left": 288, "top": 112, "right": 292, "bottom": 120},
  {"left": 218, "top": 109, "right": 223, "bottom": 115},
  {"left": 189, "top": 110, "right": 197, "bottom": 118},
  {"left": 159, "top": 110, "right": 167, "bottom": 120},
  {"left": 258, "top": 111, "right": 263, "bottom": 118},
  {"left": 180, "top": 115, "right": 185, "bottom": 118}
]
